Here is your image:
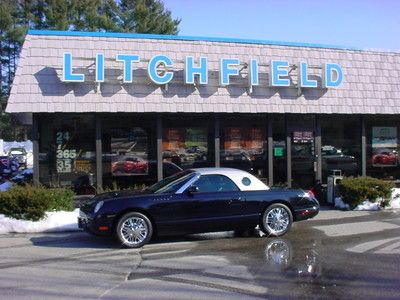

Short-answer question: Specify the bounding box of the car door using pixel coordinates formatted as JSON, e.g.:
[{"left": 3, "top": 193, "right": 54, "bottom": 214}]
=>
[{"left": 176, "top": 174, "right": 250, "bottom": 232}]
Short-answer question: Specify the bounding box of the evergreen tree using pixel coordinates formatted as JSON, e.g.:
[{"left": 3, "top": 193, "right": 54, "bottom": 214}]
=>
[
  {"left": 119, "top": 0, "right": 180, "bottom": 34},
  {"left": 0, "top": 0, "right": 181, "bottom": 140}
]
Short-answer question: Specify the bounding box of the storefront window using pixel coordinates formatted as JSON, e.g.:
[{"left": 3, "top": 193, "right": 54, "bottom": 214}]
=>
[
  {"left": 163, "top": 115, "right": 214, "bottom": 170},
  {"left": 102, "top": 114, "right": 157, "bottom": 189},
  {"left": 366, "top": 116, "right": 400, "bottom": 180},
  {"left": 220, "top": 115, "right": 267, "bottom": 181},
  {"left": 111, "top": 128, "right": 149, "bottom": 176},
  {"left": 38, "top": 114, "right": 96, "bottom": 192},
  {"left": 321, "top": 115, "right": 361, "bottom": 183}
]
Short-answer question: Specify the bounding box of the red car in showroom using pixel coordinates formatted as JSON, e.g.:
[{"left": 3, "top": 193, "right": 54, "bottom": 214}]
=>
[
  {"left": 372, "top": 149, "right": 398, "bottom": 166},
  {"left": 112, "top": 157, "right": 148, "bottom": 174}
]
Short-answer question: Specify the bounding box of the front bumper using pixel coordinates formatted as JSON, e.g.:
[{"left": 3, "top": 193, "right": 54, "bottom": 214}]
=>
[{"left": 78, "top": 210, "right": 114, "bottom": 236}]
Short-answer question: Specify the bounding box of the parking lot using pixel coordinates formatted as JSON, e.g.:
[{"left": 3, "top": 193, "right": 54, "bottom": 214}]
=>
[{"left": 0, "top": 209, "right": 400, "bottom": 299}]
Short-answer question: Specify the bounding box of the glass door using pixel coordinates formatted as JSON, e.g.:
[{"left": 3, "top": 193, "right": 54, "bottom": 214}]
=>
[
  {"left": 287, "top": 115, "right": 316, "bottom": 189},
  {"left": 291, "top": 131, "right": 315, "bottom": 189}
]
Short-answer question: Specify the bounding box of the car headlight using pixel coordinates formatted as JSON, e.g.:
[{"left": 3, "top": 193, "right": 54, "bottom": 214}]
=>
[{"left": 94, "top": 201, "right": 104, "bottom": 214}]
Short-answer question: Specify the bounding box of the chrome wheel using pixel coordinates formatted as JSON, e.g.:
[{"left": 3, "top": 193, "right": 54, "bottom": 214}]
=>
[
  {"left": 266, "top": 207, "right": 290, "bottom": 235},
  {"left": 116, "top": 212, "right": 153, "bottom": 248},
  {"left": 119, "top": 216, "right": 149, "bottom": 246},
  {"left": 260, "top": 204, "right": 293, "bottom": 237}
]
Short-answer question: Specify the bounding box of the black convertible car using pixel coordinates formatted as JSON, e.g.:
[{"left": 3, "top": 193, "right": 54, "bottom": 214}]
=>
[{"left": 78, "top": 168, "right": 319, "bottom": 248}]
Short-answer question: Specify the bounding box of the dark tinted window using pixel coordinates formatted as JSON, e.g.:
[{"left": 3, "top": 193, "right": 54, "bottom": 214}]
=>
[{"left": 194, "top": 175, "right": 239, "bottom": 193}]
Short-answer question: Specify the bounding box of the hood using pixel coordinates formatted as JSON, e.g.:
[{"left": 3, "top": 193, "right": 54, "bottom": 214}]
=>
[{"left": 95, "top": 189, "right": 148, "bottom": 200}]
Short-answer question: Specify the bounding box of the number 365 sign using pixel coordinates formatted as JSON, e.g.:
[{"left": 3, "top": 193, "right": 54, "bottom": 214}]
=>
[{"left": 56, "top": 131, "right": 78, "bottom": 173}]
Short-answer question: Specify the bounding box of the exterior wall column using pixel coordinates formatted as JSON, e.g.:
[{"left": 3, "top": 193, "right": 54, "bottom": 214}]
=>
[
  {"left": 361, "top": 115, "right": 367, "bottom": 176},
  {"left": 95, "top": 115, "right": 103, "bottom": 191},
  {"left": 32, "top": 114, "right": 40, "bottom": 186},
  {"left": 267, "top": 117, "right": 273, "bottom": 186},
  {"left": 285, "top": 115, "right": 292, "bottom": 188},
  {"left": 214, "top": 115, "right": 220, "bottom": 167},
  {"left": 315, "top": 115, "right": 322, "bottom": 182},
  {"left": 157, "top": 115, "right": 163, "bottom": 181}
]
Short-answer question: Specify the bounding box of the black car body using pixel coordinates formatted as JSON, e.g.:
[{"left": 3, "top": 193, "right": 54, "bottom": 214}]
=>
[{"left": 79, "top": 168, "right": 319, "bottom": 248}]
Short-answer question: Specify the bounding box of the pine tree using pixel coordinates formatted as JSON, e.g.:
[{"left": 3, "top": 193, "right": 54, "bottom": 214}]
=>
[
  {"left": 0, "top": 0, "right": 181, "bottom": 140},
  {"left": 119, "top": 0, "right": 180, "bottom": 34}
]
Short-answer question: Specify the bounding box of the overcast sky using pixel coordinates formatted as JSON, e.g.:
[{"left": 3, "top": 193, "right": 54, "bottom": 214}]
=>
[{"left": 163, "top": 0, "right": 400, "bottom": 51}]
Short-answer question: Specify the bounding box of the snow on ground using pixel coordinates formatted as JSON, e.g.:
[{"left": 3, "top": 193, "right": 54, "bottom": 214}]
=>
[
  {"left": 390, "top": 188, "right": 400, "bottom": 209},
  {"left": 354, "top": 201, "right": 380, "bottom": 211},
  {"left": 335, "top": 188, "right": 400, "bottom": 211},
  {"left": 0, "top": 209, "right": 79, "bottom": 234},
  {"left": 334, "top": 197, "right": 350, "bottom": 210}
]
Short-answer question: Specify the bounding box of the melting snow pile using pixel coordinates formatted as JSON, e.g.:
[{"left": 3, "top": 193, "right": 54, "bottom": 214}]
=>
[
  {"left": 334, "top": 197, "right": 350, "bottom": 210},
  {"left": 353, "top": 201, "right": 380, "bottom": 211},
  {"left": 390, "top": 188, "right": 400, "bottom": 209},
  {"left": 0, "top": 209, "right": 80, "bottom": 234},
  {"left": 334, "top": 188, "right": 400, "bottom": 211}
]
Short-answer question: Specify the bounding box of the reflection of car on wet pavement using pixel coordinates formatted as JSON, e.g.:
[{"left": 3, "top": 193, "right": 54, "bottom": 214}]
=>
[
  {"left": 79, "top": 168, "right": 319, "bottom": 248},
  {"left": 372, "top": 149, "right": 398, "bottom": 166},
  {"left": 112, "top": 157, "right": 148, "bottom": 174},
  {"left": 265, "top": 239, "right": 321, "bottom": 279}
]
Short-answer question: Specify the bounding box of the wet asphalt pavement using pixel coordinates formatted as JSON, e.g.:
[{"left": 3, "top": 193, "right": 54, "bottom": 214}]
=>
[{"left": 0, "top": 209, "right": 400, "bottom": 299}]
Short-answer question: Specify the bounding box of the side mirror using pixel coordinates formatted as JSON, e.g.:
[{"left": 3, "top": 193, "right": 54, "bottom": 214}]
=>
[{"left": 187, "top": 185, "right": 199, "bottom": 195}]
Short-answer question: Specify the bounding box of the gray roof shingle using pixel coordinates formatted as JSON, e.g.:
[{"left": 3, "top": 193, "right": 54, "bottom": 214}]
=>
[{"left": 6, "top": 32, "right": 400, "bottom": 114}]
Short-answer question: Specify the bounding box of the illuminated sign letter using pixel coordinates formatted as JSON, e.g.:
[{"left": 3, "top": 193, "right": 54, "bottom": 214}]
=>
[
  {"left": 148, "top": 55, "right": 174, "bottom": 85},
  {"left": 116, "top": 54, "right": 140, "bottom": 83},
  {"left": 220, "top": 58, "right": 240, "bottom": 86},
  {"left": 299, "top": 62, "right": 317, "bottom": 88},
  {"left": 95, "top": 53, "right": 104, "bottom": 82},
  {"left": 322, "top": 63, "right": 343, "bottom": 88},
  {"left": 248, "top": 59, "right": 259, "bottom": 87},
  {"left": 63, "top": 52, "right": 84, "bottom": 82},
  {"left": 269, "top": 60, "right": 290, "bottom": 87},
  {"left": 185, "top": 56, "right": 208, "bottom": 84}
]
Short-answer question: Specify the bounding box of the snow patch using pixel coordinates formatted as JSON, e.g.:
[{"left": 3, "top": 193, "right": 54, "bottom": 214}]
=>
[
  {"left": 390, "top": 188, "right": 400, "bottom": 209},
  {"left": 334, "top": 188, "right": 400, "bottom": 211},
  {"left": 334, "top": 197, "right": 350, "bottom": 210},
  {"left": 354, "top": 201, "right": 380, "bottom": 211},
  {"left": 0, "top": 209, "right": 80, "bottom": 234}
]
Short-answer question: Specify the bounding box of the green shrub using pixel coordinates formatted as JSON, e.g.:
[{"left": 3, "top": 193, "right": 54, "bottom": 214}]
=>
[
  {"left": 0, "top": 185, "right": 75, "bottom": 221},
  {"left": 338, "top": 176, "right": 393, "bottom": 209}
]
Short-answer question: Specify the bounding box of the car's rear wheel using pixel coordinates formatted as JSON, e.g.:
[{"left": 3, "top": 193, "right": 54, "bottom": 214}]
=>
[
  {"left": 260, "top": 203, "right": 293, "bottom": 237},
  {"left": 116, "top": 212, "right": 153, "bottom": 248}
]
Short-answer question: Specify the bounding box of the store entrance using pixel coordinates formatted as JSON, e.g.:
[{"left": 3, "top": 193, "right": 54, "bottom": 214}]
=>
[
  {"left": 291, "top": 130, "right": 315, "bottom": 189},
  {"left": 288, "top": 115, "right": 316, "bottom": 189}
]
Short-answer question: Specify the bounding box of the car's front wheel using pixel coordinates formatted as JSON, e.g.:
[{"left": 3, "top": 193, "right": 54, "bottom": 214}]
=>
[
  {"left": 116, "top": 212, "right": 153, "bottom": 248},
  {"left": 260, "top": 203, "right": 293, "bottom": 237}
]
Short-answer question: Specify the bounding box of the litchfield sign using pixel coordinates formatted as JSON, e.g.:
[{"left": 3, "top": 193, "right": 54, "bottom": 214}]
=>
[{"left": 62, "top": 53, "right": 343, "bottom": 89}]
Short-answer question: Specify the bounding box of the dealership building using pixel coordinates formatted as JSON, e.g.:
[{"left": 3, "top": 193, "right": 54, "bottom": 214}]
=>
[{"left": 6, "top": 30, "right": 400, "bottom": 193}]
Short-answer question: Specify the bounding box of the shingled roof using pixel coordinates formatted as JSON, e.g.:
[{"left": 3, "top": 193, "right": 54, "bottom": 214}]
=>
[{"left": 6, "top": 30, "right": 400, "bottom": 114}]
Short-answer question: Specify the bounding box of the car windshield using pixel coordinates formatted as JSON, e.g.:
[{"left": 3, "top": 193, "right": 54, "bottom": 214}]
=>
[{"left": 145, "top": 169, "right": 196, "bottom": 194}]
